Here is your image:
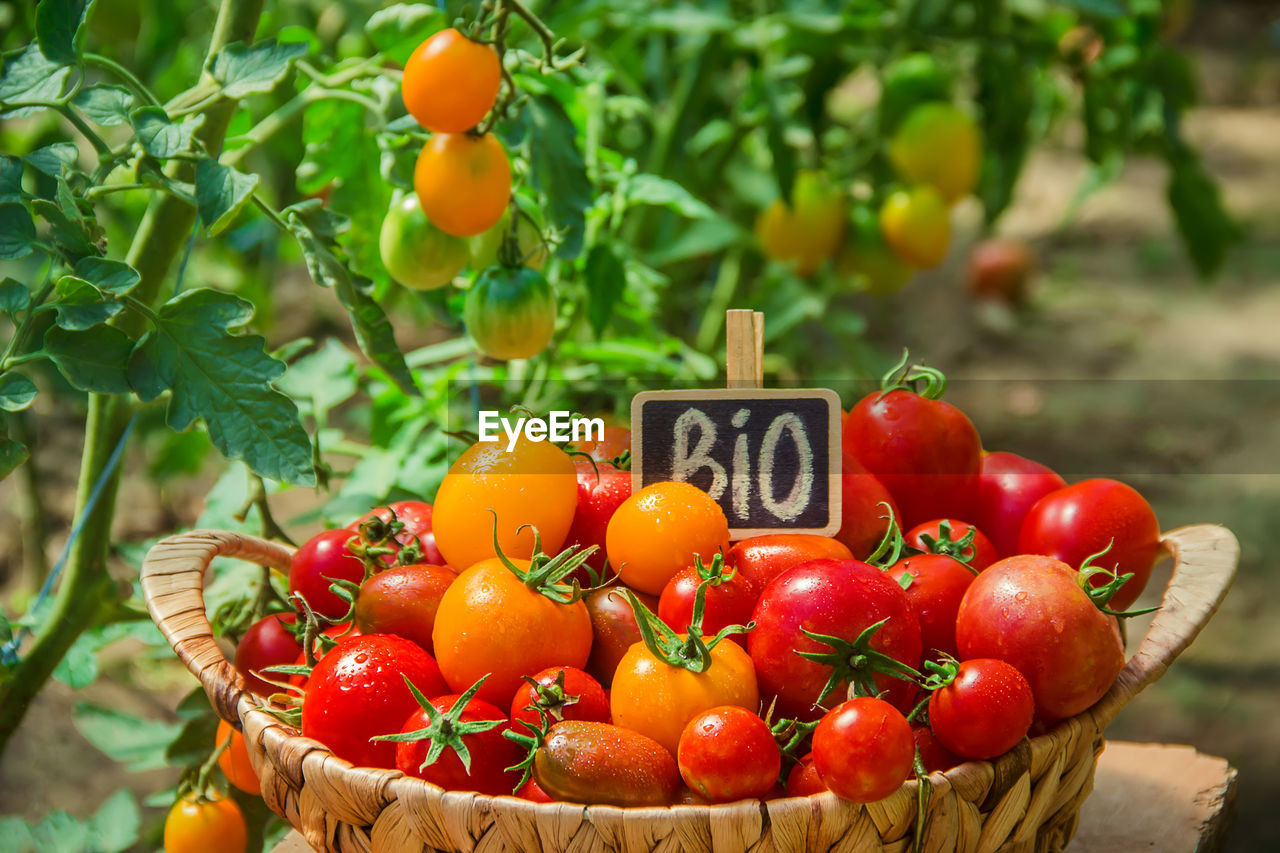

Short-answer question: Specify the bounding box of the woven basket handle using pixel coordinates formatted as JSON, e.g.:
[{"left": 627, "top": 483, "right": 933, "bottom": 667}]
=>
[
  {"left": 141, "top": 529, "right": 295, "bottom": 724},
  {"left": 1090, "top": 523, "right": 1238, "bottom": 727}
]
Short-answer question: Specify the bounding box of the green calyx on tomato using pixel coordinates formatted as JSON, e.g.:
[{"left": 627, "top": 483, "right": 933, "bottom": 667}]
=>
[
  {"left": 372, "top": 674, "right": 502, "bottom": 774},
  {"left": 795, "top": 617, "right": 923, "bottom": 705},
  {"left": 488, "top": 510, "right": 596, "bottom": 604},
  {"left": 620, "top": 580, "right": 753, "bottom": 675},
  {"left": 464, "top": 265, "right": 557, "bottom": 361},
  {"left": 912, "top": 519, "right": 980, "bottom": 572},
  {"left": 1076, "top": 544, "right": 1161, "bottom": 617},
  {"left": 770, "top": 715, "right": 820, "bottom": 765},
  {"left": 379, "top": 194, "right": 469, "bottom": 291},
  {"left": 879, "top": 53, "right": 953, "bottom": 135},
  {"left": 877, "top": 348, "right": 947, "bottom": 400},
  {"left": 862, "top": 501, "right": 906, "bottom": 572},
  {"left": 691, "top": 552, "right": 737, "bottom": 587}
]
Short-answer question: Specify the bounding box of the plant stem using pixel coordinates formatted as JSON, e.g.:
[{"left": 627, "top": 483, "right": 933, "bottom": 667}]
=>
[
  {"left": 83, "top": 53, "right": 164, "bottom": 108},
  {"left": 14, "top": 412, "right": 49, "bottom": 588},
  {"left": 0, "top": 0, "right": 268, "bottom": 761}
]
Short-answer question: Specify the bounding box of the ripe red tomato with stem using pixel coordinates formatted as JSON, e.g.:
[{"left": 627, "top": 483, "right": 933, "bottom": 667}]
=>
[
  {"left": 1018, "top": 478, "right": 1161, "bottom": 612},
  {"left": 729, "top": 533, "right": 852, "bottom": 591},
  {"left": 235, "top": 613, "right": 302, "bottom": 697},
  {"left": 834, "top": 454, "right": 900, "bottom": 559},
  {"left": 972, "top": 452, "right": 1066, "bottom": 558},
  {"left": 510, "top": 666, "right": 610, "bottom": 731},
  {"left": 354, "top": 563, "right": 455, "bottom": 654},
  {"left": 925, "top": 657, "right": 1034, "bottom": 760},
  {"left": 677, "top": 706, "right": 781, "bottom": 803},
  {"left": 906, "top": 518, "right": 998, "bottom": 572},
  {"left": 563, "top": 458, "right": 631, "bottom": 578},
  {"left": 583, "top": 585, "right": 657, "bottom": 687},
  {"left": 843, "top": 353, "right": 981, "bottom": 529},
  {"left": 348, "top": 500, "right": 446, "bottom": 568},
  {"left": 887, "top": 553, "right": 975, "bottom": 660},
  {"left": 658, "top": 553, "right": 757, "bottom": 645},
  {"left": 301, "top": 634, "right": 447, "bottom": 769},
  {"left": 289, "top": 529, "right": 367, "bottom": 621},
  {"left": 812, "top": 697, "right": 913, "bottom": 803}
]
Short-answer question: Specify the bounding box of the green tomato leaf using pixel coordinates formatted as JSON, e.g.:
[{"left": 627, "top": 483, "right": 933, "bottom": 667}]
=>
[
  {"left": 646, "top": 218, "right": 743, "bottom": 267},
  {"left": 623, "top": 174, "right": 714, "bottom": 218},
  {"left": 519, "top": 95, "right": 591, "bottom": 259},
  {"left": 585, "top": 243, "right": 626, "bottom": 338},
  {"left": 0, "top": 438, "right": 30, "bottom": 481},
  {"left": 0, "top": 204, "right": 37, "bottom": 260},
  {"left": 72, "top": 85, "right": 134, "bottom": 127},
  {"left": 129, "top": 107, "right": 205, "bottom": 159},
  {"left": 71, "top": 702, "right": 182, "bottom": 772},
  {"left": 759, "top": 73, "right": 797, "bottom": 204},
  {"left": 211, "top": 39, "right": 308, "bottom": 99},
  {"left": 128, "top": 288, "right": 316, "bottom": 486},
  {"left": 277, "top": 338, "right": 359, "bottom": 418},
  {"left": 45, "top": 325, "right": 134, "bottom": 393},
  {"left": 30, "top": 198, "right": 100, "bottom": 261},
  {"left": 73, "top": 257, "right": 140, "bottom": 295},
  {"left": 1052, "top": 0, "right": 1127, "bottom": 17},
  {"left": 0, "top": 818, "right": 36, "bottom": 853},
  {"left": 32, "top": 813, "right": 89, "bottom": 853},
  {"left": 0, "top": 372, "right": 38, "bottom": 412},
  {"left": 163, "top": 713, "right": 219, "bottom": 766},
  {"left": 52, "top": 277, "right": 124, "bottom": 329},
  {"left": 195, "top": 158, "right": 259, "bottom": 235},
  {"left": 87, "top": 791, "right": 140, "bottom": 853},
  {"left": 976, "top": 44, "right": 1034, "bottom": 223},
  {"left": 366, "top": 3, "right": 446, "bottom": 66},
  {"left": 0, "top": 44, "right": 71, "bottom": 118},
  {"left": 23, "top": 142, "right": 80, "bottom": 178},
  {"left": 1166, "top": 146, "right": 1243, "bottom": 280},
  {"left": 0, "top": 155, "right": 23, "bottom": 203},
  {"left": 0, "top": 278, "right": 29, "bottom": 313},
  {"left": 36, "top": 0, "right": 96, "bottom": 64}
]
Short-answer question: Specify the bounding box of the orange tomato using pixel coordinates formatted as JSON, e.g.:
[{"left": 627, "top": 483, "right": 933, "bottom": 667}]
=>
[
  {"left": 432, "top": 556, "right": 594, "bottom": 707},
  {"left": 879, "top": 186, "right": 950, "bottom": 269},
  {"left": 611, "top": 635, "right": 759, "bottom": 755},
  {"left": 606, "top": 481, "right": 730, "bottom": 596},
  {"left": 754, "top": 170, "right": 846, "bottom": 276},
  {"left": 216, "top": 720, "right": 260, "bottom": 797},
  {"left": 414, "top": 133, "right": 511, "bottom": 237},
  {"left": 402, "top": 29, "right": 501, "bottom": 134},
  {"left": 432, "top": 435, "right": 578, "bottom": 572},
  {"left": 163, "top": 794, "right": 247, "bottom": 853}
]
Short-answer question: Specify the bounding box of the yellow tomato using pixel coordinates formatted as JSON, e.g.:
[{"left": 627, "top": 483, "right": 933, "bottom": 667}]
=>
[
  {"left": 432, "top": 435, "right": 578, "bottom": 571},
  {"left": 755, "top": 170, "right": 847, "bottom": 276},
  {"left": 888, "top": 103, "right": 982, "bottom": 205},
  {"left": 879, "top": 186, "right": 951, "bottom": 269},
  {"left": 606, "top": 481, "right": 730, "bottom": 596}
]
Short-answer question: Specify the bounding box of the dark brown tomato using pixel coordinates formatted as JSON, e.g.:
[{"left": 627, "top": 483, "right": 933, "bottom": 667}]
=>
[
  {"left": 353, "top": 563, "right": 455, "bottom": 654},
  {"left": 584, "top": 586, "right": 658, "bottom": 687},
  {"left": 532, "top": 721, "right": 681, "bottom": 806}
]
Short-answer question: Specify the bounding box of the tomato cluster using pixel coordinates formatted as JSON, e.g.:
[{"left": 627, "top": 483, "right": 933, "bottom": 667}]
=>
[{"left": 228, "top": 357, "right": 1161, "bottom": 808}]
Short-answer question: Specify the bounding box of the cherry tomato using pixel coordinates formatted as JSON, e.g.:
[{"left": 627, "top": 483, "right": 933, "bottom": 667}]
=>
[
  {"left": 928, "top": 658, "right": 1034, "bottom": 760},
  {"left": 574, "top": 425, "right": 631, "bottom": 461},
  {"left": 467, "top": 202, "right": 548, "bottom": 271},
  {"left": 843, "top": 377, "right": 981, "bottom": 531},
  {"left": 729, "top": 533, "right": 852, "bottom": 592},
  {"left": 606, "top": 481, "right": 730, "bottom": 596},
  {"left": 812, "top": 697, "right": 913, "bottom": 803},
  {"left": 394, "top": 693, "right": 522, "bottom": 794},
  {"left": 888, "top": 103, "right": 981, "bottom": 204},
  {"left": 749, "top": 559, "right": 923, "bottom": 721},
  {"left": 755, "top": 170, "right": 846, "bottom": 276},
  {"left": 289, "top": 529, "right": 366, "bottom": 620},
  {"left": 785, "top": 752, "right": 826, "bottom": 796},
  {"left": 834, "top": 453, "right": 900, "bottom": 560},
  {"left": 677, "top": 706, "right": 780, "bottom": 803},
  {"left": 414, "top": 133, "right": 510, "bottom": 237},
  {"left": 836, "top": 206, "right": 914, "bottom": 295},
  {"left": 433, "top": 556, "right": 593, "bottom": 708},
  {"left": 887, "top": 553, "right": 975, "bottom": 660},
  {"left": 658, "top": 557, "right": 756, "bottom": 644},
  {"left": 583, "top": 586, "right": 657, "bottom": 687},
  {"left": 1018, "top": 478, "right": 1161, "bottom": 612},
  {"left": 301, "top": 634, "right": 446, "bottom": 768},
  {"left": 286, "top": 622, "right": 361, "bottom": 691},
  {"left": 879, "top": 186, "right": 950, "bottom": 269},
  {"left": 432, "top": 435, "right": 578, "bottom": 573},
  {"left": 164, "top": 794, "right": 246, "bottom": 853},
  {"left": 464, "top": 265, "right": 557, "bottom": 361},
  {"left": 510, "top": 666, "right": 610, "bottom": 730},
  {"left": 379, "top": 194, "right": 468, "bottom": 290},
  {"left": 234, "top": 613, "right": 302, "bottom": 697},
  {"left": 972, "top": 452, "right": 1067, "bottom": 558},
  {"left": 353, "top": 563, "right": 455, "bottom": 654},
  {"left": 906, "top": 518, "right": 998, "bottom": 571},
  {"left": 913, "top": 725, "right": 961, "bottom": 773},
  {"left": 216, "top": 720, "right": 260, "bottom": 797},
  {"left": 532, "top": 721, "right": 681, "bottom": 806},
  {"left": 967, "top": 238, "right": 1035, "bottom": 305},
  {"left": 956, "top": 555, "right": 1125, "bottom": 722},
  {"left": 347, "top": 500, "right": 445, "bottom": 567},
  {"left": 563, "top": 459, "right": 632, "bottom": 577},
  {"left": 401, "top": 28, "right": 500, "bottom": 134}
]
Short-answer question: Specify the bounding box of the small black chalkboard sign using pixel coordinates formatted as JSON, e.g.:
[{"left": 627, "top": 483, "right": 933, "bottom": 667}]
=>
[{"left": 630, "top": 389, "right": 843, "bottom": 537}]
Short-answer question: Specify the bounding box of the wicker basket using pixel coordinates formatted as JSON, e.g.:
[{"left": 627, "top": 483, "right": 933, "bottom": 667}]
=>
[{"left": 141, "top": 524, "right": 1237, "bottom": 853}]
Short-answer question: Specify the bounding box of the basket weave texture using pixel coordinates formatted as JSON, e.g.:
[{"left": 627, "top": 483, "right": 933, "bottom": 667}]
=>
[{"left": 141, "top": 524, "right": 1237, "bottom": 853}]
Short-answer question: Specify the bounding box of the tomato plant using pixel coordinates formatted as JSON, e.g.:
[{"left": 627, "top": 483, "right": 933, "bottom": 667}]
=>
[
  {"left": 414, "top": 132, "right": 512, "bottom": 238},
  {"left": 401, "top": 29, "right": 501, "bottom": 134},
  {"left": 888, "top": 103, "right": 982, "bottom": 205}
]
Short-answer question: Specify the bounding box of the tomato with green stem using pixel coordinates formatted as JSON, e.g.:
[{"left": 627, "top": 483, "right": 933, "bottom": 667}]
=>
[
  {"left": 163, "top": 793, "right": 247, "bottom": 853},
  {"left": 235, "top": 613, "right": 302, "bottom": 698},
  {"left": 414, "top": 132, "right": 511, "bottom": 237},
  {"left": 401, "top": 28, "right": 501, "bottom": 134},
  {"left": 906, "top": 519, "right": 997, "bottom": 572},
  {"left": 925, "top": 657, "right": 1034, "bottom": 760},
  {"left": 812, "top": 697, "right": 913, "bottom": 803},
  {"left": 584, "top": 585, "right": 658, "bottom": 687},
  {"left": 677, "top": 706, "right": 780, "bottom": 803},
  {"left": 353, "top": 562, "right": 456, "bottom": 654},
  {"left": 379, "top": 194, "right": 469, "bottom": 291},
  {"left": 510, "top": 666, "right": 610, "bottom": 730},
  {"left": 464, "top": 265, "right": 558, "bottom": 361},
  {"left": 289, "top": 529, "right": 367, "bottom": 621},
  {"left": 887, "top": 553, "right": 975, "bottom": 660},
  {"left": 658, "top": 553, "right": 757, "bottom": 645},
  {"left": 347, "top": 500, "right": 446, "bottom": 568}
]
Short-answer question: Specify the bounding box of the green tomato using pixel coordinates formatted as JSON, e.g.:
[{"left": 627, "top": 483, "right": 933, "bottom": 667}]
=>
[
  {"left": 464, "top": 266, "right": 557, "bottom": 361},
  {"left": 878, "top": 53, "right": 952, "bottom": 134},
  {"left": 837, "top": 207, "right": 913, "bottom": 295},
  {"left": 379, "top": 195, "right": 470, "bottom": 291},
  {"left": 468, "top": 206, "right": 549, "bottom": 272}
]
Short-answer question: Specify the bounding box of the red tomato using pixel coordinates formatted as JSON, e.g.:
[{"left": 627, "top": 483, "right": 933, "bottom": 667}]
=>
[
  {"left": 348, "top": 500, "right": 446, "bottom": 567},
  {"left": 575, "top": 425, "right": 631, "bottom": 461},
  {"left": 658, "top": 556, "right": 756, "bottom": 644},
  {"left": 785, "top": 752, "right": 826, "bottom": 795},
  {"left": 584, "top": 586, "right": 657, "bottom": 687},
  {"left": 353, "top": 563, "right": 455, "bottom": 653},
  {"left": 510, "top": 666, "right": 610, "bottom": 730},
  {"left": 913, "top": 725, "right": 961, "bottom": 773},
  {"left": 1018, "top": 478, "right": 1161, "bottom": 612},
  {"left": 517, "top": 777, "right": 553, "bottom": 802},
  {"left": 676, "top": 706, "right": 781, "bottom": 803},
  {"left": 906, "top": 519, "right": 998, "bottom": 571},
  {"left": 749, "top": 559, "right": 923, "bottom": 720},
  {"left": 729, "top": 534, "right": 852, "bottom": 591},
  {"left": 812, "top": 697, "right": 913, "bottom": 803},
  {"left": 834, "top": 453, "right": 901, "bottom": 560},
  {"left": 886, "top": 554, "right": 975, "bottom": 659},
  {"left": 289, "top": 529, "right": 366, "bottom": 620},
  {"left": 928, "top": 659, "right": 1034, "bottom": 760},
  {"left": 843, "top": 375, "right": 981, "bottom": 529},
  {"left": 956, "top": 555, "right": 1125, "bottom": 722},
  {"left": 563, "top": 460, "right": 632, "bottom": 577},
  {"left": 301, "top": 634, "right": 446, "bottom": 768},
  {"left": 287, "top": 622, "right": 361, "bottom": 691},
  {"left": 972, "top": 452, "right": 1067, "bottom": 558},
  {"left": 234, "top": 613, "right": 302, "bottom": 697},
  {"left": 394, "top": 692, "right": 523, "bottom": 794}
]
